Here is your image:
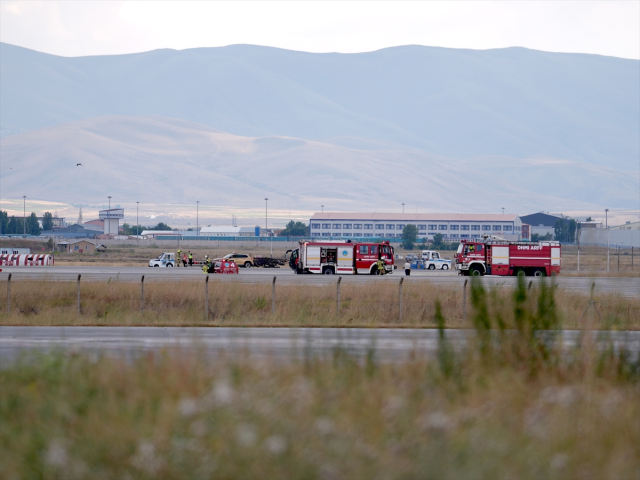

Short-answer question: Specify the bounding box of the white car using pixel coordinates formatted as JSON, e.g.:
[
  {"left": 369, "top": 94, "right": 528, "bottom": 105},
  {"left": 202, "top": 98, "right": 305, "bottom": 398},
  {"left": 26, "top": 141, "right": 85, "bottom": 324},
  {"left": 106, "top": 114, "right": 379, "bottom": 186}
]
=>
[
  {"left": 149, "top": 252, "right": 175, "bottom": 267},
  {"left": 421, "top": 250, "right": 451, "bottom": 270}
]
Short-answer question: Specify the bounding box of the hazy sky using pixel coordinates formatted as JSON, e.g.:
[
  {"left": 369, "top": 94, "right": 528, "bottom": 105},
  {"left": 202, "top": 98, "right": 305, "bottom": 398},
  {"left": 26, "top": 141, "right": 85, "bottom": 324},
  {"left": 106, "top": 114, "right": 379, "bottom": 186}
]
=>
[{"left": 1, "top": 0, "right": 638, "bottom": 59}]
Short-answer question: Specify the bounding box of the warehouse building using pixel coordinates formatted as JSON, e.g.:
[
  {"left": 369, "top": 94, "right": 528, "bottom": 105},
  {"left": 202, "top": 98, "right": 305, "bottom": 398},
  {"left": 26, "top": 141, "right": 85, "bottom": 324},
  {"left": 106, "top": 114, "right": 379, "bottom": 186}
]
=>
[{"left": 309, "top": 213, "right": 526, "bottom": 241}]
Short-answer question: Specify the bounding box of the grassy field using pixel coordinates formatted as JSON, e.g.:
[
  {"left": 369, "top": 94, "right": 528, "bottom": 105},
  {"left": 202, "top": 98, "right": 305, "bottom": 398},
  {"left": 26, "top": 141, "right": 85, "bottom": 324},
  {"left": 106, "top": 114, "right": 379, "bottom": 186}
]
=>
[
  {"left": 1, "top": 277, "right": 638, "bottom": 329},
  {"left": 2, "top": 281, "right": 639, "bottom": 479}
]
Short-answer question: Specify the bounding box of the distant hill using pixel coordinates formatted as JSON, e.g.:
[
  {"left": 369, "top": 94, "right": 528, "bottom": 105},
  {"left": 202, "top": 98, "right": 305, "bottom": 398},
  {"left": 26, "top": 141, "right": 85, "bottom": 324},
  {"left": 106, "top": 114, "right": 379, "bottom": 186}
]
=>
[
  {"left": 0, "top": 116, "right": 635, "bottom": 213},
  {"left": 1, "top": 42, "right": 638, "bottom": 170}
]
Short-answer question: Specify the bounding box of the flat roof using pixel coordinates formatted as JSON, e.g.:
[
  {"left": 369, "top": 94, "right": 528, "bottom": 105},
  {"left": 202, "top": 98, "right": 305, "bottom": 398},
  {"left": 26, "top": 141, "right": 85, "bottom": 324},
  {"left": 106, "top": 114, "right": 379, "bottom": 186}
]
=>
[{"left": 310, "top": 213, "right": 519, "bottom": 222}]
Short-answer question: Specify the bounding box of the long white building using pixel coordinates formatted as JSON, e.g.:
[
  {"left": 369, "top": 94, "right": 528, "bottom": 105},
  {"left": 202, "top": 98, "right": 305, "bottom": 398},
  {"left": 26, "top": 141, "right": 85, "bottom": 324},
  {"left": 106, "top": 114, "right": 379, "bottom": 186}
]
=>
[{"left": 309, "top": 213, "right": 526, "bottom": 241}]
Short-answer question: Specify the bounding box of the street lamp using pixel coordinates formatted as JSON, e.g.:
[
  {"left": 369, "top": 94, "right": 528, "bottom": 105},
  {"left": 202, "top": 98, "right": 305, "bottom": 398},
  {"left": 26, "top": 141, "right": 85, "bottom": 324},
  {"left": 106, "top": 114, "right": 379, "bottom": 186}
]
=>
[
  {"left": 23, "top": 195, "right": 26, "bottom": 236},
  {"left": 107, "top": 196, "right": 112, "bottom": 236},
  {"left": 605, "top": 208, "right": 610, "bottom": 271},
  {"left": 197, "top": 201, "right": 200, "bottom": 236},
  {"left": 136, "top": 202, "right": 139, "bottom": 237},
  {"left": 265, "top": 198, "right": 272, "bottom": 257},
  {"left": 402, "top": 203, "right": 405, "bottom": 214},
  {"left": 321, "top": 205, "right": 324, "bottom": 213},
  {"left": 502, "top": 207, "right": 505, "bottom": 215}
]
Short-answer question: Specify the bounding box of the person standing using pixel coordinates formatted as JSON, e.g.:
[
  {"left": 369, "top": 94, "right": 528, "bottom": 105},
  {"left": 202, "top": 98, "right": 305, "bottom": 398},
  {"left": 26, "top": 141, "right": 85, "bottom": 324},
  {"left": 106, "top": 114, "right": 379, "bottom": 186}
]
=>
[
  {"left": 177, "top": 249, "right": 182, "bottom": 267},
  {"left": 188, "top": 251, "right": 193, "bottom": 267},
  {"left": 182, "top": 253, "right": 188, "bottom": 267},
  {"left": 404, "top": 261, "right": 411, "bottom": 276}
]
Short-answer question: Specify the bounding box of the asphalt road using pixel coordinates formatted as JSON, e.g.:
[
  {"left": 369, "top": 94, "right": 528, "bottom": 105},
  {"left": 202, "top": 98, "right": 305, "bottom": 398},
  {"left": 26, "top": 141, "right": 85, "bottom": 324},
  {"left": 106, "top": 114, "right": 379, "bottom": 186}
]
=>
[
  {"left": 2, "top": 326, "right": 639, "bottom": 364},
  {"left": 0, "top": 266, "right": 638, "bottom": 297}
]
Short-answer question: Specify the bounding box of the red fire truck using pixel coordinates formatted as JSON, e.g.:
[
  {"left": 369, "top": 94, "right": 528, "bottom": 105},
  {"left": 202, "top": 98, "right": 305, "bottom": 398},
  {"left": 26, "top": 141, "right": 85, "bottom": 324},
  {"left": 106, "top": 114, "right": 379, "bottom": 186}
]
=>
[
  {"left": 454, "top": 236, "right": 561, "bottom": 277},
  {"left": 289, "top": 240, "right": 394, "bottom": 275}
]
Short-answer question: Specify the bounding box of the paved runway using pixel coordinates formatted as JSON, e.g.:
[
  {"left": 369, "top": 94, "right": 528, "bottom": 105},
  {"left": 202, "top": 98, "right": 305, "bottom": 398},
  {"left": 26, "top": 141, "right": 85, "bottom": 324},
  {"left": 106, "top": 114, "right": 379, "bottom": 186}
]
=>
[
  {"left": 0, "top": 266, "right": 638, "bottom": 296},
  {"left": 1, "top": 326, "right": 638, "bottom": 364}
]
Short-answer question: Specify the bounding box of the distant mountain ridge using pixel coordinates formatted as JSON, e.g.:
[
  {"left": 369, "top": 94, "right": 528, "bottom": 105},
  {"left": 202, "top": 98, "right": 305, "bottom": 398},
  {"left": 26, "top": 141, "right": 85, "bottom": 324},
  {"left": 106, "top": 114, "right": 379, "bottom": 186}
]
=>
[
  {"left": 1, "top": 42, "right": 638, "bottom": 170},
  {"left": 0, "top": 116, "right": 636, "bottom": 213}
]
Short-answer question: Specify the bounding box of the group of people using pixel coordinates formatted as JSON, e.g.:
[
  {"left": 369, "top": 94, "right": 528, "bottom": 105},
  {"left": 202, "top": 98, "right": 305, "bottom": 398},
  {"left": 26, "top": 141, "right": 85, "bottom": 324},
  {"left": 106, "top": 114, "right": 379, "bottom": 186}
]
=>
[{"left": 176, "top": 250, "right": 194, "bottom": 267}]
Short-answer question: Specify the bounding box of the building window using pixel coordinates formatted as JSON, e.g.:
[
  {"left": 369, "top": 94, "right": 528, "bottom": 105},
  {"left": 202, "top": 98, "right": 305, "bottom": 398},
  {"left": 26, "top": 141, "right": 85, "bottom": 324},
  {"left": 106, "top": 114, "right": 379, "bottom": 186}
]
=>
[
  {"left": 312, "top": 223, "right": 320, "bottom": 229},
  {"left": 450, "top": 225, "right": 459, "bottom": 230},
  {"left": 343, "top": 233, "right": 352, "bottom": 237},
  {"left": 332, "top": 224, "right": 341, "bottom": 229},
  {"left": 428, "top": 225, "right": 437, "bottom": 231},
  {"left": 471, "top": 225, "right": 480, "bottom": 231},
  {"left": 482, "top": 225, "right": 491, "bottom": 231},
  {"left": 471, "top": 234, "right": 481, "bottom": 239},
  {"left": 450, "top": 234, "right": 459, "bottom": 238},
  {"left": 321, "top": 233, "right": 330, "bottom": 237},
  {"left": 461, "top": 225, "right": 470, "bottom": 231},
  {"left": 504, "top": 225, "right": 513, "bottom": 231},
  {"left": 438, "top": 225, "right": 448, "bottom": 231},
  {"left": 364, "top": 233, "right": 373, "bottom": 237},
  {"left": 353, "top": 232, "right": 362, "bottom": 237},
  {"left": 354, "top": 224, "right": 362, "bottom": 229},
  {"left": 418, "top": 225, "right": 426, "bottom": 230},
  {"left": 322, "top": 223, "right": 331, "bottom": 229},
  {"left": 386, "top": 224, "right": 395, "bottom": 230},
  {"left": 311, "top": 232, "right": 320, "bottom": 236},
  {"left": 493, "top": 225, "right": 502, "bottom": 231},
  {"left": 396, "top": 224, "right": 405, "bottom": 230},
  {"left": 364, "top": 224, "right": 373, "bottom": 230},
  {"left": 460, "top": 234, "right": 469, "bottom": 238},
  {"left": 343, "top": 224, "right": 352, "bottom": 229},
  {"left": 375, "top": 224, "right": 384, "bottom": 229}
]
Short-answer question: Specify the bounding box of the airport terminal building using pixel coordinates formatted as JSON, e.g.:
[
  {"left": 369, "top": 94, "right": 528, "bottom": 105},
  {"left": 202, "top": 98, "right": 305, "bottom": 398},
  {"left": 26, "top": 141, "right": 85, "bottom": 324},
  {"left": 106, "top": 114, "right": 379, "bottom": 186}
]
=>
[{"left": 309, "top": 213, "right": 527, "bottom": 242}]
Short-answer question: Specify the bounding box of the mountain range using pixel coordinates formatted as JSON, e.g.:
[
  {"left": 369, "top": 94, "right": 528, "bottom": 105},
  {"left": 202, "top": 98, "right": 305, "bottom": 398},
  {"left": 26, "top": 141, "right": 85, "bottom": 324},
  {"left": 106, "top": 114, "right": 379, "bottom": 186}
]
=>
[{"left": 0, "top": 42, "right": 638, "bottom": 214}]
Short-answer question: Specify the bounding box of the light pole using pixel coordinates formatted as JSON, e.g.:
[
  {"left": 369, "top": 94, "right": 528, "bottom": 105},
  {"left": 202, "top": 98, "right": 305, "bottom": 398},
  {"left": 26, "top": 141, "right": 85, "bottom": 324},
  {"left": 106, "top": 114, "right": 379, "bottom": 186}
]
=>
[
  {"left": 321, "top": 205, "right": 324, "bottom": 213},
  {"left": 136, "top": 202, "right": 139, "bottom": 237},
  {"left": 107, "top": 196, "right": 112, "bottom": 236},
  {"left": 605, "top": 209, "right": 609, "bottom": 271},
  {"left": 265, "top": 198, "right": 272, "bottom": 257},
  {"left": 402, "top": 203, "right": 405, "bottom": 214},
  {"left": 502, "top": 207, "right": 505, "bottom": 215},
  {"left": 197, "top": 201, "right": 200, "bottom": 236},
  {"left": 23, "top": 195, "right": 26, "bottom": 236}
]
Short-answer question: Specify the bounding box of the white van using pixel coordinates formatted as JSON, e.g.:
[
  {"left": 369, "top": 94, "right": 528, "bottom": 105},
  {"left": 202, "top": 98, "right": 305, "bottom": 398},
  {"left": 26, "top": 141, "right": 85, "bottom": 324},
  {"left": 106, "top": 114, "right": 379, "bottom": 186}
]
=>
[{"left": 149, "top": 252, "right": 175, "bottom": 267}]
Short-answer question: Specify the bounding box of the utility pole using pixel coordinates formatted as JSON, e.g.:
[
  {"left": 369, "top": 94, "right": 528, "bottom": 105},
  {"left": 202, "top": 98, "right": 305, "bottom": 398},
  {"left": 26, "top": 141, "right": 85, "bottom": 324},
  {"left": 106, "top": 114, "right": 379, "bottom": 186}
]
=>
[
  {"left": 502, "top": 207, "right": 505, "bottom": 215},
  {"left": 402, "top": 203, "right": 405, "bottom": 214},
  {"left": 107, "top": 196, "right": 112, "bottom": 236},
  {"left": 321, "top": 205, "right": 324, "bottom": 213},
  {"left": 605, "top": 209, "right": 609, "bottom": 272},
  {"left": 23, "top": 195, "right": 26, "bottom": 236},
  {"left": 264, "top": 198, "right": 271, "bottom": 257}
]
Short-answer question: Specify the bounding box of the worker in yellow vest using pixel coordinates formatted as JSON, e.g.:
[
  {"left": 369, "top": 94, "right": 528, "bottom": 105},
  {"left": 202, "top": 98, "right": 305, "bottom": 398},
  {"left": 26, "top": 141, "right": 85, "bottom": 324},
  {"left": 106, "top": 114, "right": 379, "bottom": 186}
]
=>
[{"left": 188, "top": 252, "right": 193, "bottom": 266}]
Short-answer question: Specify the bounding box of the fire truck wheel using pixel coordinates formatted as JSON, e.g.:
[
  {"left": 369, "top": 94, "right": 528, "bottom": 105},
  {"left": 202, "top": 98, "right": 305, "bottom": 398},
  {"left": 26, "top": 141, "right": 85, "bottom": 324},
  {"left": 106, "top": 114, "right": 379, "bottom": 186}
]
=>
[
  {"left": 533, "top": 268, "right": 546, "bottom": 277},
  {"left": 428, "top": 264, "right": 436, "bottom": 270},
  {"left": 470, "top": 266, "right": 483, "bottom": 276},
  {"left": 323, "top": 268, "right": 334, "bottom": 275},
  {"left": 515, "top": 268, "right": 526, "bottom": 277}
]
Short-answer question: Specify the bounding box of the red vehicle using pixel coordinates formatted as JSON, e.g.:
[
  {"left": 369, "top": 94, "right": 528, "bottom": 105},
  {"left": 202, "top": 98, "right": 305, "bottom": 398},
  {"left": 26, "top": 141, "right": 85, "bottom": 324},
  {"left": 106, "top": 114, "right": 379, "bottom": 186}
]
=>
[
  {"left": 205, "top": 260, "right": 239, "bottom": 274},
  {"left": 289, "top": 240, "right": 394, "bottom": 275},
  {"left": 455, "top": 237, "right": 561, "bottom": 277}
]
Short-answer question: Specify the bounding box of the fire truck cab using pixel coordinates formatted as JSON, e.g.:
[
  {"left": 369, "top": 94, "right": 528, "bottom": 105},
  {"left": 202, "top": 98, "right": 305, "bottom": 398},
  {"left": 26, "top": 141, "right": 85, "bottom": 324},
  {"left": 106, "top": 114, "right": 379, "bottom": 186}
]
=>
[
  {"left": 291, "top": 240, "right": 394, "bottom": 275},
  {"left": 455, "top": 236, "right": 561, "bottom": 277}
]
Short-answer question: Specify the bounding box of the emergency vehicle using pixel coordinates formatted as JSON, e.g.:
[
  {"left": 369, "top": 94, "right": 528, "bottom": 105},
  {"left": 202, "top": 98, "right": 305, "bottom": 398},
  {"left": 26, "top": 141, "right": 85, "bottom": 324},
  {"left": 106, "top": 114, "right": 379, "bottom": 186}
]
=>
[
  {"left": 455, "top": 236, "right": 561, "bottom": 277},
  {"left": 148, "top": 252, "right": 175, "bottom": 267},
  {"left": 290, "top": 240, "right": 394, "bottom": 275}
]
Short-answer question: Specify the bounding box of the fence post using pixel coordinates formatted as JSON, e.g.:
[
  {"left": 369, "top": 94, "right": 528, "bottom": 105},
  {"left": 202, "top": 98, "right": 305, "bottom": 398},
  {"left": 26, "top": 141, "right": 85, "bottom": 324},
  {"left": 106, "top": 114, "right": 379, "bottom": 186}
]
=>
[
  {"left": 398, "top": 277, "right": 404, "bottom": 322},
  {"left": 272, "top": 276, "right": 276, "bottom": 314},
  {"left": 140, "top": 275, "right": 145, "bottom": 311},
  {"left": 6, "top": 273, "right": 11, "bottom": 314},
  {"left": 76, "top": 274, "right": 81, "bottom": 314},
  {"left": 462, "top": 279, "right": 468, "bottom": 321},
  {"left": 336, "top": 276, "right": 342, "bottom": 316},
  {"left": 205, "top": 275, "right": 209, "bottom": 320}
]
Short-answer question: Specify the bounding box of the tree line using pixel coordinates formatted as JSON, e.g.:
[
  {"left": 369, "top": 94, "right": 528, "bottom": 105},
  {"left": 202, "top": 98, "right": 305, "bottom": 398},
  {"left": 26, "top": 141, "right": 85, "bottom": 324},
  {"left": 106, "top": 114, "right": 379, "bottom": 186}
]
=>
[{"left": 0, "top": 210, "right": 46, "bottom": 235}]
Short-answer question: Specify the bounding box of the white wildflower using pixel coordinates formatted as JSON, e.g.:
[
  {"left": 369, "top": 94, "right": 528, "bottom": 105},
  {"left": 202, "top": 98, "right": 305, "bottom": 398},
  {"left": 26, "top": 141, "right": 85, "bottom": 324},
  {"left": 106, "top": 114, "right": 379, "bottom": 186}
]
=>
[
  {"left": 211, "top": 381, "right": 234, "bottom": 406},
  {"left": 235, "top": 424, "right": 258, "bottom": 447},
  {"left": 421, "top": 412, "right": 454, "bottom": 433},
  {"left": 44, "top": 439, "right": 67, "bottom": 467},
  {"left": 264, "top": 435, "right": 287, "bottom": 455},
  {"left": 178, "top": 398, "right": 199, "bottom": 417}
]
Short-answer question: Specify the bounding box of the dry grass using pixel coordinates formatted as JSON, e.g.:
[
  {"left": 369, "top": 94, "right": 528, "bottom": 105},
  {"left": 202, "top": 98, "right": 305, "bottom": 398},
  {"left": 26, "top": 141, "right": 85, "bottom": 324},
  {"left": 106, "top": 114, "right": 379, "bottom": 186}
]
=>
[
  {"left": 1, "top": 279, "right": 638, "bottom": 329},
  {"left": 1, "top": 341, "right": 639, "bottom": 479}
]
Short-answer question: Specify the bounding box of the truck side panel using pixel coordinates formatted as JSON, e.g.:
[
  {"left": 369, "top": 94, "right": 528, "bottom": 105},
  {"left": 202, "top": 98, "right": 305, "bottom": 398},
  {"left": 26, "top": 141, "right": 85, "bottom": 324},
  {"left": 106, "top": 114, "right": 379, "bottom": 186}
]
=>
[{"left": 336, "top": 245, "right": 354, "bottom": 274}]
